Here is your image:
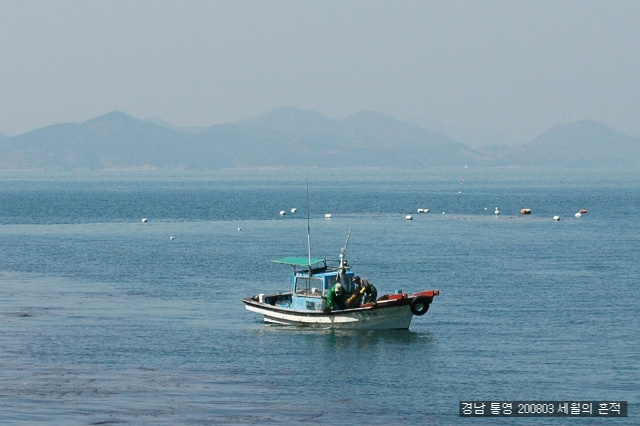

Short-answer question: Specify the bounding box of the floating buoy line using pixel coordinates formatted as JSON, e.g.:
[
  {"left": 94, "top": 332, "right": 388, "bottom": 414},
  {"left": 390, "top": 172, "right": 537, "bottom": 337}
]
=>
[{"left": 271, "top": 205, "right": 590, "bottom": 222}]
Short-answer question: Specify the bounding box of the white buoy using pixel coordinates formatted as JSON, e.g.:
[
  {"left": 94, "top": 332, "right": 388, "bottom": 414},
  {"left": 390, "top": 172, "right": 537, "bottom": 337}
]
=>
[
  {"left": 442, "top": 211, "right": 446, "bottom": 214},
  {"left": 141, "top": 218, "right": 147, "bottom": 223},
  {"left": 291, "top": 208, "right": 297, "bottom": 213},
  {"left": 169, "top": 236, "right": 175, "bottom": 240},
  {"left": 279, "top": 210, "right": 286, "bottom": 216},
  {"left": 405, "top": 214, "right": 413, "bottom": 220},
  {"left": 494, "top": 207, "right": 500, "bottom": 215},
  {"left": 237, "top": 227, "right": 242, "bottom": 231},
  {"left": 324, "top": 213, "right": 332, "bottom": 219},
  {"left": 575, "top": 212, "right": 582, "bottom": 218},
  {"left": 553, "top": 215, "right": 561, "bottom": 221}
]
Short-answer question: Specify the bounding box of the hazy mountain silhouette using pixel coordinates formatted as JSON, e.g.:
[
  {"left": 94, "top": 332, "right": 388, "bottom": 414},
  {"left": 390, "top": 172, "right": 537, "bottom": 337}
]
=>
[
  {"left": 1, "top": 111, "right": 187, "bottom": 170},
  {"left": 239, "top": 106, "right": 339, "bottom": 136},
  {"left": 144, "top": 117, "right": 208, "bottom": 134},
  {"left": 237, "top": 107, "right": 486, "bottom": 167},
  {"left": 0, "top": 108, "right": 638, "bottom": 170},
  {"left": 409, "top": 118, "right": 519, "bottom": 148},
  {"left": 494, "top": 120, "right": 640, "bottom": 167}
]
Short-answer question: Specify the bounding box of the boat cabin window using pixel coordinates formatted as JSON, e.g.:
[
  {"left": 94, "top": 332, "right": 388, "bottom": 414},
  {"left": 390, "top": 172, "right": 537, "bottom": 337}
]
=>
[
  {"left": 326, "top": 275, "right": 354, "bottom": 293},
  {"left": 295, "top": 277, "right": 324, "bottom": 297}
]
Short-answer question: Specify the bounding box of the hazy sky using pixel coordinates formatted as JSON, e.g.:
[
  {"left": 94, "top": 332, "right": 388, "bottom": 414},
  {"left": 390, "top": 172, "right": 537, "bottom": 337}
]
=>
[{"left": 1, "top": 0, "right": 639, "bottom": 143}]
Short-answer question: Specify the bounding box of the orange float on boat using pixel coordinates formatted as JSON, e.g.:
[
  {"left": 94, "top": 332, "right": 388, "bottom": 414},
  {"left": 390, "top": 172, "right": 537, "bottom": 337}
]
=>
[{"left": 579, "top": 209, "right": 588, "bottom": 214}]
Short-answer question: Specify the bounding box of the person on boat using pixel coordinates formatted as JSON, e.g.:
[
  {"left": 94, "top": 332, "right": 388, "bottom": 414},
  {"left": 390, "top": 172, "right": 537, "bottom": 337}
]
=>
[
  {"left": 326, "top": 282, "right": 346, "bottom": 311},
  {"left": 353, "top": 276, "right": 377, "bottom": 304},
  {"left": 345, "top": 278, "right": 364, "bottom": 308}
]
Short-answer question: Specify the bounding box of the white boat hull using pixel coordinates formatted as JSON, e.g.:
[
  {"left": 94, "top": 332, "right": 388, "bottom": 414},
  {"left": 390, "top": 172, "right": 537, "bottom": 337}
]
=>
[{"left": 244, "top": 302, "right": 415, "bottom": 330}]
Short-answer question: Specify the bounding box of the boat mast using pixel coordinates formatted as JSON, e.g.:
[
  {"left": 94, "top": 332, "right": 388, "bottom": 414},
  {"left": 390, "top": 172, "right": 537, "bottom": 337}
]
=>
[
  {"left": 340, "top": 227, "right": 352, "bottom": 263},
  {"left": 338, "top": 227, "right": 352, "bottom": 285},
  {"left": 306, "top": 180, "right": 312, "bottom": 277}
]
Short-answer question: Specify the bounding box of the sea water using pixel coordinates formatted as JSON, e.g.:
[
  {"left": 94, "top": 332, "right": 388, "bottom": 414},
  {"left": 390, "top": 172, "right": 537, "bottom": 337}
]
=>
[{"left": 0, "top": 167, "right": 638, "bottom": 425}]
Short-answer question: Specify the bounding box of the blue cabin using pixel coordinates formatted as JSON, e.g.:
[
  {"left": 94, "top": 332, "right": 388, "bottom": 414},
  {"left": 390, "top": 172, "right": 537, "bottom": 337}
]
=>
[{"left": 268, "top": 257, "right": 355, "bottom": 311}]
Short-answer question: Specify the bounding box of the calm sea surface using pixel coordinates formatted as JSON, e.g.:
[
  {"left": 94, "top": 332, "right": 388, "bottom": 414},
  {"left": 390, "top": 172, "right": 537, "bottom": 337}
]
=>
[{"left": 1, "top": 168, "right": 638, "bottom": 425}]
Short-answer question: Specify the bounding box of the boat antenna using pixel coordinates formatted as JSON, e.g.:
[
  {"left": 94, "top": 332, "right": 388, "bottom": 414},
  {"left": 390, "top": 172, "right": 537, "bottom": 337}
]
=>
[
  {"left": 306, "top": 180, "right": 312, "bottom": 276},
  {"left": 339, "top": 227, "right": 352, "bottom": 281},
  {"left": 340, "top": 227, "right": 352, "bottom": 261}
]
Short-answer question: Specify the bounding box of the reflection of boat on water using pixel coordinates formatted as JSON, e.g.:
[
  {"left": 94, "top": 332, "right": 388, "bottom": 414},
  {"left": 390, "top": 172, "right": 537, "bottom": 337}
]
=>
[{"left": 242, "top": 230, "right": 439, "bottom": 330}]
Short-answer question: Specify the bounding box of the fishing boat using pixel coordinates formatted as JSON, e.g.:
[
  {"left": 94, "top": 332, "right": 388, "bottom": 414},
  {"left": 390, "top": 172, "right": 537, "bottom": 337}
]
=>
[{"left": 242, "top": 230, "right": 439, "bottom": 330}]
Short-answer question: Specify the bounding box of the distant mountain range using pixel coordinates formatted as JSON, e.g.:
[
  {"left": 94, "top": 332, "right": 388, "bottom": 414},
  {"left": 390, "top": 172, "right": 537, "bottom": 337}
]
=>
[{"left": 1, "top": 107, "right": 639, "bottom": 170}]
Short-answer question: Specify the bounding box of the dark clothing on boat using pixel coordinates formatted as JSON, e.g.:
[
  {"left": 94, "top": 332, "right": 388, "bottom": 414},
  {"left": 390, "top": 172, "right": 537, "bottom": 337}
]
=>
[
  {"left": 346, "top": 283, "right": 364, "bottom": 309},
  {"left": 362, "top": 280, "right": 377, "bottom": 304},
  {"left": 354, "top": 276, "right": 377, "bottom": 304}
]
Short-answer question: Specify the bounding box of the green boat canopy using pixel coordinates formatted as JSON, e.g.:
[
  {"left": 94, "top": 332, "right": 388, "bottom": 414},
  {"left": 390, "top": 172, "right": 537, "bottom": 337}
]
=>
[{"left": 272, "top": 257, "right": 326, "bottom": 267}]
